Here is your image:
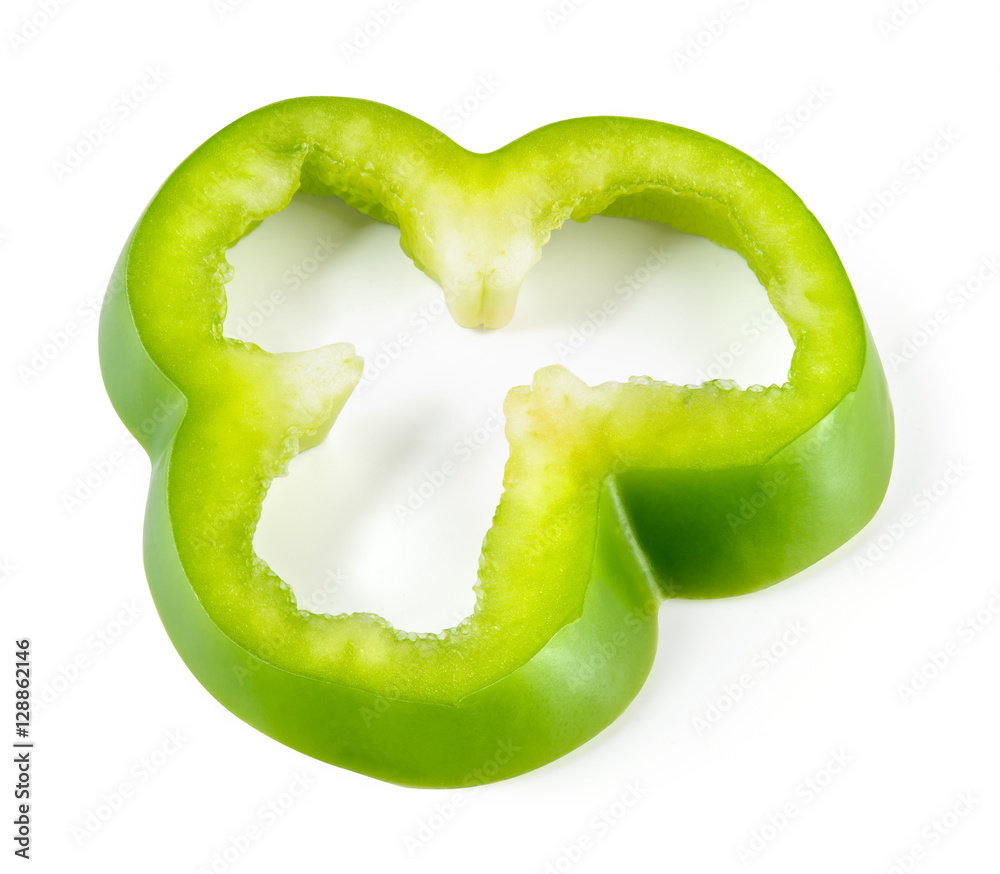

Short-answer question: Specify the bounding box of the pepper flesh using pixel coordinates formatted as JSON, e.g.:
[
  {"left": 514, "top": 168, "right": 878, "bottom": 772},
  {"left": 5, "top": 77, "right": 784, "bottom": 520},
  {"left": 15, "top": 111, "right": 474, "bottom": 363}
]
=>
[{"left": 99, "top": 97, "right": 893, "bottom": 788}]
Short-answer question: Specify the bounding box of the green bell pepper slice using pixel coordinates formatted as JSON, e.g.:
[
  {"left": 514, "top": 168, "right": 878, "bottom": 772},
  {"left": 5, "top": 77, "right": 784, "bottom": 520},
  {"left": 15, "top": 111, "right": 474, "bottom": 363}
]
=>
[{"left": 98, "top": 97, "right": 893, "bottom": 788}]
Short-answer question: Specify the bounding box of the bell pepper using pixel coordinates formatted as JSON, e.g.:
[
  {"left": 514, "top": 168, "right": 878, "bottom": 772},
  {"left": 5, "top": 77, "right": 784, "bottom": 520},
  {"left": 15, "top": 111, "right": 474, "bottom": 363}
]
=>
[{"left": 98, "top": 97, "right": 893, "bottom": 788}]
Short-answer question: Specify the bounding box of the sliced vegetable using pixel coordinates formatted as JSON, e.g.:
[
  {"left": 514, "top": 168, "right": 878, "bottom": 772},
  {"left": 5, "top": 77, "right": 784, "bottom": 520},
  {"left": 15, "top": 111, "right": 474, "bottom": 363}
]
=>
[{"left": 99, "top": 97, "right": 894, "bottom": 787}]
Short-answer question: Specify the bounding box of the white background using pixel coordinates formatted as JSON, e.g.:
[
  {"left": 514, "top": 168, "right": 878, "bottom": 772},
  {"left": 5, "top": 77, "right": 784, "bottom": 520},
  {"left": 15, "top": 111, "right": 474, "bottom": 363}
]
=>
[{"left": 2, "top": 0, "right": 999, "bottom": 871}]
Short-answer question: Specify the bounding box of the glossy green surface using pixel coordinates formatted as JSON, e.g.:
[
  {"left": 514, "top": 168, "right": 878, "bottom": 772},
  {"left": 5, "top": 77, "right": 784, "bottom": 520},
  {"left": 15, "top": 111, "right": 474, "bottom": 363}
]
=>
[{"left": 99, "top": 97, "right": 893, "bottom": 787}]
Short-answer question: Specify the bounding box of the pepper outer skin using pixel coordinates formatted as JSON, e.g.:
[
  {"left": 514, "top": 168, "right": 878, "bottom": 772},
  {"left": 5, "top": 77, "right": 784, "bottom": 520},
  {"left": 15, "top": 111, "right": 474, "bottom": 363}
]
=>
[{"left": 99, "top": 98, "right": 894, "bottom": 788}]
